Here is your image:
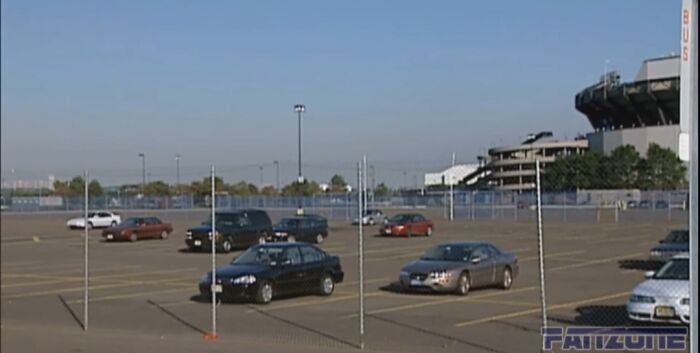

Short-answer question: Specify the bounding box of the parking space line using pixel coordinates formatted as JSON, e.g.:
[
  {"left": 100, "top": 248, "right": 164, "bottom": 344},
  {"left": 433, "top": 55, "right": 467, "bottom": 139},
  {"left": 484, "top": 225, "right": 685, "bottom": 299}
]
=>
[
  {"left": 343, "top": 286, "right": 539, "bottom": 319},
  {"left": 455, "top": 291, "right": 630, "bottom": 327},
  {"left": 549, "top": 252, "right": 645, "bottom": 272},
  {"left": 66, "top": 285, "right": 194, "bottom": 304},
  {"left": 467, "top": 298, "right": 540, "bottom": 308},
  {"left": 1, "top": 275, "right": 199, "bottom": 300},
  {"left": 246, "top": 291, "right": 387, "bottom": 313}
]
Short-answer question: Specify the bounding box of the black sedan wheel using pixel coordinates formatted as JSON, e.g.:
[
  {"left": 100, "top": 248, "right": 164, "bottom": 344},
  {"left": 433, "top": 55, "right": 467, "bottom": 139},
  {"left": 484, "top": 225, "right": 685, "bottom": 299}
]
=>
[
  {"left": 501, "top": 267, "right": 513, "bottom": 290},
  {"left": 319, "top": 274, "right": 335, "bottom": 296},
  {"left": 256, "top": 281, "right": 273, "bottom": 304},
  {"left": 221, "top": 239, "right": 232, "bottom": 253},
  {"left": 456, "top": 272, "right": 470, "bottom": 296}
]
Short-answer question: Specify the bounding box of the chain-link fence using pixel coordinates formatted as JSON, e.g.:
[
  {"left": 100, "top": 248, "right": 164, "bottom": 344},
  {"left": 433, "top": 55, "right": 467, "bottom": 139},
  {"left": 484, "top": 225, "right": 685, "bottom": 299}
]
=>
[{"left": 1, "top": 189, "right": 689, "bottom": 225}]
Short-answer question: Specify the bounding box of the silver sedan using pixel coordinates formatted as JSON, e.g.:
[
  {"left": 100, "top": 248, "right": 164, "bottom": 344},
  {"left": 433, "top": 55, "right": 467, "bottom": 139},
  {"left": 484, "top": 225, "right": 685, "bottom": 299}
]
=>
[{"left": 399, "top": 241, "right": 519, "bottom": 295}]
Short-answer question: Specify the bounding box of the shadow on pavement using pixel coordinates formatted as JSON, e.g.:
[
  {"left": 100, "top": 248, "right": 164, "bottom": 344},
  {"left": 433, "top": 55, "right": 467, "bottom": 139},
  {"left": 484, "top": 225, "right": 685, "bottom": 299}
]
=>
[
  {"left": 368, "top": 314, "right": 507, "bottom": 353},
  {"left": 147, "top": 299, "right": 207, "bottom": 335},
  {"left": 57, "top": 295, "right": 84, "bottom": 330},
  {"left": 618, "top": 259, "right": 663, "bottom": 271},
  {"left": 246, "top": 304, "right": 360, "bottom": 349}
]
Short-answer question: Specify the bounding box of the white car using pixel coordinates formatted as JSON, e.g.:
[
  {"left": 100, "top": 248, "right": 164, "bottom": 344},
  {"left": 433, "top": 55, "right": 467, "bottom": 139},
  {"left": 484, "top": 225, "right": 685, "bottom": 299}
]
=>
[
  {"left": 353, "top": 209, "right": 386, "bottom": 225},
  {"left": 626, "top": 253, "right": 690, "bottom": 324},
  {"left": 66, "top": 211, "right": 121, "bottom": 229}
]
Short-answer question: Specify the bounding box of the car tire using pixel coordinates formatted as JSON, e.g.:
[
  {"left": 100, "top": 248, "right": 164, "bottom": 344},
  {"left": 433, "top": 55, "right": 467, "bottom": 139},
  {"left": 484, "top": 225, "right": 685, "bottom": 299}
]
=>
[
  {"left": 456, "top": 272, "right": 471, "bottom": 296},
  {"left": 319, "top": 274, "right": 335, "bottom": 296},
  {"left": 500, "top": 267, "right": 513, "bottom": 290},
  {"left": 426, "top": 227, "right": 433, "bottom": 237},
  {"left": 111, "top": 221, "right": 117, "bottom": 227},
  {"left": 129, "top": 233, "right": 138, "bottom": 242},
  {"left": 255, "top": 281, "right": 273, "bottom": 304},
  {"left": 316, "top": 233, "right": 324, "bottom": 244},
  {"left": 221, "top": 239, "right": 232, "bottom": 253},
  {"left": 160, "top": 231, "right": 169, "bottom": 240}
]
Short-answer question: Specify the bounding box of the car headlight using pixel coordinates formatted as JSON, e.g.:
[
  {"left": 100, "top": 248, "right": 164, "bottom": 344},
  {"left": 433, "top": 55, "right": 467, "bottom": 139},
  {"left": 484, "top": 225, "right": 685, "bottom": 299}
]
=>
[
  {"left": 186, "top": 231, "right": 192, "bottom": 236},
  {"left": 429, "top": 270, "right": 451, "bottom": 280},
  {"left": 629, "top": 294, "right": 656, "bottom": 303},
  {"left": 650, "top": 250, "right": 661, "bottom": 257},
  {"left": 681, "top": 298, "right": 690, "bottom": 306},
  {"left": 275, "top": 232, "right": 287, "bottom": 236},
  {"left": 232, "top": 275, "right": 256, "bottom": 285}
]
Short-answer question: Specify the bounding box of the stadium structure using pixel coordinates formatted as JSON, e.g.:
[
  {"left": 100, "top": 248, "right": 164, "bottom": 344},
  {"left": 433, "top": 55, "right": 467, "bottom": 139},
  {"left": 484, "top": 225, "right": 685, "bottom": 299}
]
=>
[{"left": 575, "top": 55, "right": 681, "bottom": 156}]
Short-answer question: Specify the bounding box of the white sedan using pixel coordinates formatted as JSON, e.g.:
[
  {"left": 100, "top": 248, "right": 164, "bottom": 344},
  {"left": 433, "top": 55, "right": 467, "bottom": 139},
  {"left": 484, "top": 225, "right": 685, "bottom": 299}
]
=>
[
  {"left": 626, "top": 253, "right": 690, "bottom": 324},
  {"left": 67, "top": 211, "right": 121, "bottom": 229}
]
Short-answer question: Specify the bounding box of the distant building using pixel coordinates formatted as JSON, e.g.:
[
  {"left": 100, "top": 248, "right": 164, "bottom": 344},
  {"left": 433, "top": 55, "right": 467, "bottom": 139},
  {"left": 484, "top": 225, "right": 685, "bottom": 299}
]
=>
[
  {"left": 575, "top": 55, "right": 681, "bottom": 157},
  {"left": 488, "top": 132, "right": 588, "bottom": 192},
  {"left": 424, "top": 164, "right": 481, "bottom": 187}
]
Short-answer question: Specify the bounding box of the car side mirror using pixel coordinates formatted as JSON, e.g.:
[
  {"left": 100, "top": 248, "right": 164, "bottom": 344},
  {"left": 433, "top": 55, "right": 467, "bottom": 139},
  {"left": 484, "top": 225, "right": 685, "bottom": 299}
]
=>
[
  {"left": 645, "top": 271, "right": 655, "bottom": 279},
  {"left": 471, "top": 256, "right": 481, "bottom": 264}
]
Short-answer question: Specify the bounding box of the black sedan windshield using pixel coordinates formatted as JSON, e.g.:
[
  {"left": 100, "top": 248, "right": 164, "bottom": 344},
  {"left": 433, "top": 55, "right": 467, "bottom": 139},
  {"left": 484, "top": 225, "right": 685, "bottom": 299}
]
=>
[
  {"left": 233, "top": 246, "right": 286, "bottom": 266},
  {"left": 654, "top": 259, "right": 689, "bottom": 280},
  {"left": 421, "top": 245, "right": 471, "bottom": 262},
  {"left": 664, "top": 230, "right": 689, "bottom": 243}
]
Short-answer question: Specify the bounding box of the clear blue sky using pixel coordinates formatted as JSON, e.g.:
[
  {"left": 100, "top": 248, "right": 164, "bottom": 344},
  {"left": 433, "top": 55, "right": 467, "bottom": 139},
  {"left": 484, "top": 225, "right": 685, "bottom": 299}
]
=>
[{"left": 1, "top": 0, "right": 682, "bottom": 186}]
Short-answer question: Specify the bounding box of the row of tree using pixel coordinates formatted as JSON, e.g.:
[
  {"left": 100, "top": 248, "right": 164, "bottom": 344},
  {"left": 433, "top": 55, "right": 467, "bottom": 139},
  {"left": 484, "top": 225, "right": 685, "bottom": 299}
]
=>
[
  {"left": 49, "top": 174, "right": 391, "bottom": 197},
  {"left": 544, "top": 144, "right": 687, "bottom": 191}
]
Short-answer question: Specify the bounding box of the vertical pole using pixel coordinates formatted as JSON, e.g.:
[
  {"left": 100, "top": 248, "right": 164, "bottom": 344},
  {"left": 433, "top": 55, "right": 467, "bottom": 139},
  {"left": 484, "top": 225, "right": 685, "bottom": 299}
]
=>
[
  {"left": 363, "top": 156, "right": 368, "bottom": 214},
  {"left": 370, "top": 165, "right": 375, "bottom": 208},
  {"left": 357, "top": 161, "right": 365, "bottom": 350},
  {"left": 450, "top": 152, "right": 455, "bottom": 221},
  {"left": 83, "top": 169, "right": 89, "bottom": 331},
  {"left": 208, "top": 165, "right": 218, "bottom": 340},
  {"left": 141, "top": 154, "right": 146, "bottom": 195},
  {"left": 274, "top": 161, "right": 280, "bottom": 191},
  {"left": 680, "top": 1, "right": 698, "bottom": 350},
  {"left": 667, "top": 191, "right": 672, "bottom": 221},
  {"left": 176, "top": 155, "right": 181, "bottom": 194},
  {"left": 535, "top": 160, "right": 548, "bottom": 332}
]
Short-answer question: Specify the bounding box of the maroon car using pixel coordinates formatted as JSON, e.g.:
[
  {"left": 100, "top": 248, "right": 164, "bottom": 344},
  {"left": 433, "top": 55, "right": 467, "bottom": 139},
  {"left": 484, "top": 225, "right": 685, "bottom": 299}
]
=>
[
  {"left": 380, "top": 213, "right": 434, "bottom": 237},
  {"left": 102, "top": 217, "right": 173, "bottom": 242}
]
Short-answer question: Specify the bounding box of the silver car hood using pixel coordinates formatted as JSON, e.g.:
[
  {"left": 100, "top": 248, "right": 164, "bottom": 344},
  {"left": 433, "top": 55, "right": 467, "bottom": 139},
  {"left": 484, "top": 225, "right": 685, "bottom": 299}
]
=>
[
  {"left": 632, "top": 279, "right": 689, "bottom": 298},
  {"left": 402, "top": 259, "right": 465, "bottom": 273}
]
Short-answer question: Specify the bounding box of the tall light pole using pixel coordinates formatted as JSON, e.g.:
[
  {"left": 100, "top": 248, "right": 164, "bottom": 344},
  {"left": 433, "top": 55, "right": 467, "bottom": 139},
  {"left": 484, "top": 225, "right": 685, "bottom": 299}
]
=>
[
  {"left": 273, "top": 161, "right": 280, "bottom": 191},
  {"left": 294, "top": 104, "right": 306, "bottom": 215},
  {"left": 138, "top": 153, "right": 146, "bottom": 196},
  {"left": 294, "top": 104, "right": 306, "bottom": 183},
  {"left": 259, "top": 166, "right": 264, "bottom": 187},
  {"left": 175, "top": 155, "right": 181, "bottom": 194}
]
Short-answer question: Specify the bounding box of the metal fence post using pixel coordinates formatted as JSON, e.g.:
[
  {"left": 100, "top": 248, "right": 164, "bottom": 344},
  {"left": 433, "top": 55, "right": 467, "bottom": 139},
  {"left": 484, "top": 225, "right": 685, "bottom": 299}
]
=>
[
  {"left": 535, "top": 160, "right": 548, "bottom": 333},
  {"left": 206, "top": 165, "right": 218, "bottom": 341},
  {"left": 83, "top": 169, "right": 89, "bottom": 331},
  {"left": 357, "top": 161, "right": 365, "bottom": 350}
]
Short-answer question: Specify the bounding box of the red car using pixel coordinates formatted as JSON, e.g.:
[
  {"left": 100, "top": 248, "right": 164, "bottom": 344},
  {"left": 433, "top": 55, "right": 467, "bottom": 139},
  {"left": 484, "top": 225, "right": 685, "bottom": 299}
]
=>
[
  {"left": 102, "top": 217, "right": 173, "bottom": 242},
  {"left": 380, "top": 213, "right": 434, "bottom": 237}
]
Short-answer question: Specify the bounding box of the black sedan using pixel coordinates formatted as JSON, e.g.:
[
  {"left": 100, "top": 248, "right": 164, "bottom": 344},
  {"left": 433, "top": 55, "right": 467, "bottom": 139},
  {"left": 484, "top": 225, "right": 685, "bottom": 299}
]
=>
[
  {"left": 649, "top": 230, "right": 689, "bottom": 262},
  {"left": 398, "top": 241, "right": 519, "bottom": 295},
  {"left": 272, "top": 216, "right": 328, "bottom": 244},
  {"left": 199, "top": 243, "right": 344, "bottom": 304}
]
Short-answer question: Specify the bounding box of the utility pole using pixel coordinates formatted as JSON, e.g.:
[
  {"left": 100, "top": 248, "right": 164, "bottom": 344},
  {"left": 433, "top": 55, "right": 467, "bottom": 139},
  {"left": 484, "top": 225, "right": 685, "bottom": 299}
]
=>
[{"left": 274, "top": 160, "right": 280, "bottom": 191}]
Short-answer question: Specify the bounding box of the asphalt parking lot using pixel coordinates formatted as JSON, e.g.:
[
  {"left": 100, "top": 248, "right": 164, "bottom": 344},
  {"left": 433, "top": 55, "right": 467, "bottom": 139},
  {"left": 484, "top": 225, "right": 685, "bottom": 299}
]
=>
[{"left": 0, "top": 209, "right": 689, "bottom": 353}]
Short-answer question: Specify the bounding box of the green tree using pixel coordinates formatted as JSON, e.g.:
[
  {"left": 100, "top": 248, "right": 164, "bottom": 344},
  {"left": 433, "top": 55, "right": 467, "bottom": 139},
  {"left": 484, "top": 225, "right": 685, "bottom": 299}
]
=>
[
  {"left": 608, "top": 145, "right": 640, "bottom": 188},
  {"left": 68, "top": 176, "right": 86, "bottom": 196},
  {"left": 374, "top": 182, "right": 390, "bottom": 197},
  {"left": 190, "top": 176, "right": 225, "bottom": 196},
  {"left": 260, "top": 185, "right": 277, "bottom": 196},
  {"left": 329, "top": 174, "right": 347, "bottom": 193},
  {"left": 281, "top": 180, "right": 321, "bottom": 196},
  {"left": 637, "top": 143, "right": 687, "bottom": 189},
  {"left": 52, "top": 180, "right": 71, "bottom": 196},
  {"left": 143, "top": 181, "right": 171, "bottom": 196},
  {"left": 228, "top": 181, "right": 258, "bottom": 196},
  {"left": 88, "top": 180, "right": 103, "bottom": 196}
]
